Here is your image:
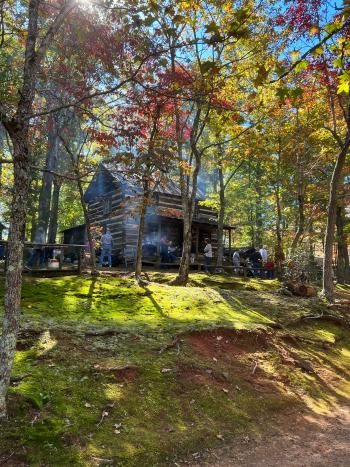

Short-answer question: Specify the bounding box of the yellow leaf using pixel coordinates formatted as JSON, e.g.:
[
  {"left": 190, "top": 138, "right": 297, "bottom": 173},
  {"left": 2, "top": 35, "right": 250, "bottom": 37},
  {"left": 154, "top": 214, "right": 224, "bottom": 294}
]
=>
[
  {"left": 290, "top": 50, "right": 300, "bottom": 60},
  {"left": 309, "top": 26, "right": 319, "bottom": 36}
]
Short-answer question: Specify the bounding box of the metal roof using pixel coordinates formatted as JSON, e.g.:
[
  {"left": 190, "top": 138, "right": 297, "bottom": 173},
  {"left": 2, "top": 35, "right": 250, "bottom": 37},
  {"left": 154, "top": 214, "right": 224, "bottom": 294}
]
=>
[{"left": 102, "top": 163, "right": 206, "bottom": 199}]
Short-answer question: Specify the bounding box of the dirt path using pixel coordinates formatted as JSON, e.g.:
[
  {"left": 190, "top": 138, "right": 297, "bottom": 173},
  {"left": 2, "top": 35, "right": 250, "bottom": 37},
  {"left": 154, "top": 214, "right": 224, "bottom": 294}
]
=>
[{"left": 186, "top": 405, "right": 350, "bottom": 467}]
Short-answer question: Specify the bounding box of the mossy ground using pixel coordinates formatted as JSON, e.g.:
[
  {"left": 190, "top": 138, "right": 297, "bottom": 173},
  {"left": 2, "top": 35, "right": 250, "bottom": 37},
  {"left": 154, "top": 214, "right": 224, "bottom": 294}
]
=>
[{"left": 0, "top": 273, "right": 349, "bottom": 466}]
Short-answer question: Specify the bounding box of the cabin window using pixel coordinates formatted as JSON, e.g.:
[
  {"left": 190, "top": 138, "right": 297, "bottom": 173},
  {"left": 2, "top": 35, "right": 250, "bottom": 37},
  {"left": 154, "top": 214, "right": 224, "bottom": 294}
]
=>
[{"left": 103, "top": 198, "right": 112, "bottom": 215}]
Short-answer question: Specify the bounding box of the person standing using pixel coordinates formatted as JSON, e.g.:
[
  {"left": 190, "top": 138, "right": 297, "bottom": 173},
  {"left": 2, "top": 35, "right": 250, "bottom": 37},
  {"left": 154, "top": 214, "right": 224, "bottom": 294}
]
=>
[
  {"left": 203, "top": 238, "right": 212, "bottom": 273},
  {"left": 100, "top": 227, "right": 113, "bottom": 267},
  {"left": 259, "top": 245, "right": 268, "bottom": 264},
  {"left": 232, "top": 250, "right": 240, "bottom": 274},
  {"left": 27, "top": 226, "right": 45, "bottom": 268}
]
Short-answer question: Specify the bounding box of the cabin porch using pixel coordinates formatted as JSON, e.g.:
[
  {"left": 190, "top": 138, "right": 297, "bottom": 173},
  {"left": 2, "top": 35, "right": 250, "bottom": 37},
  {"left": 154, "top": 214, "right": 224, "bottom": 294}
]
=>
[{"left": 139, "top": 215, "right": 234, "bottom": 265}]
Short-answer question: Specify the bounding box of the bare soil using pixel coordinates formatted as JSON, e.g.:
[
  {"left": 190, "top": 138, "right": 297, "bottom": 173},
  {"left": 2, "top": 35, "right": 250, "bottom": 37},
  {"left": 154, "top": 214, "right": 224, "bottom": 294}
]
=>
[{"left": 187, "top": 404, "right": 350, "bottom": 467}]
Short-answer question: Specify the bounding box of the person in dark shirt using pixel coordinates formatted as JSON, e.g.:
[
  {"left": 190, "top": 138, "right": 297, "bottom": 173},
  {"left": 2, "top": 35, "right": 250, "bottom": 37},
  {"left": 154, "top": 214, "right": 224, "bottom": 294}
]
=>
[{"left": 249, "top": 249, "right": 262, "bottom": 277}]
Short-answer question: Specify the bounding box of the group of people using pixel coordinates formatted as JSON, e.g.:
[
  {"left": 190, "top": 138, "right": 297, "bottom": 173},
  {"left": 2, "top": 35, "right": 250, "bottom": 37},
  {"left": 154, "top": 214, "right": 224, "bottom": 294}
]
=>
[
  {"left": 232, "top": 246, "right": 275, "bottom": 278},
  {"left": 159, "top": 235, "right": 214, "bottom": 272}
]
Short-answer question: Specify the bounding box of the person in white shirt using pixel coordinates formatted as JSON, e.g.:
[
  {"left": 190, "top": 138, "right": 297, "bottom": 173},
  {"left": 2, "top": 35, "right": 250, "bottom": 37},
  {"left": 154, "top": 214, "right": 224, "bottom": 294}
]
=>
[
  {"left": 232, "top": 250, "right": 240, "bottom": 274},
  {"left": 259, "top": 245, "right": 268, "bottom": 264},
  {"left": 100, "top": 228, "right": 113, "bottom": 267},
  {"left": 204, "top": 238, "right": 213, "bottom": 273}
]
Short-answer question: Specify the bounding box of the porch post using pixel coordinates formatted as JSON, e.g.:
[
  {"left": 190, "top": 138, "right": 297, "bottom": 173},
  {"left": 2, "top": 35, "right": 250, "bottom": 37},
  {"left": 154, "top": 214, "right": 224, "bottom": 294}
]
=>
[
  {"left": 156, "top": 220, "right": 162, "bottom": 266},
  {"left": 229, "top": 228, "right": 232, "bottom": 257},
  {"left": 195, "top": 225, "right": 199, "bottom": 260}
]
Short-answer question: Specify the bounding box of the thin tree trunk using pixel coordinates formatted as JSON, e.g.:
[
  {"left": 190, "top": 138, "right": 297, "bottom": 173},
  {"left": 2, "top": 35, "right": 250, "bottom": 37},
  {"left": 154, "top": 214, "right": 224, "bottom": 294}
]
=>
[
  {"left": 0, "top": 124, "right": 5, "bottom": 189},
  {"left": 47, "top": 178, "right": 61, "bottom": 243},
  {"left": 255, "top": 161, "right": 263, "bottom": 247},
  {"left": 135, "top": 181, "right": 149, "bottom": 281},
  {"left": 215, "top": 167, "right": 225, "bottom": 270},
  {"left": 274, "top": 185, "right": 284, "bottom": 273},
  {"left": 336, "top": 202, "right": 350, "bottom": 284},
  {"left": 29, "top": 177, "right": 39, "bottom": 241},
  {"left": 322, "top": 140, "right": 350, "bottom": 301},
  {"left": 77, "top": 176, "right": 96, "bottom": 274},
  {"left": 35, "top": 115, "right": 59, "bottom": 240},
  {"left": 291, "top": 153, "right": 305, "bottom": 253}
]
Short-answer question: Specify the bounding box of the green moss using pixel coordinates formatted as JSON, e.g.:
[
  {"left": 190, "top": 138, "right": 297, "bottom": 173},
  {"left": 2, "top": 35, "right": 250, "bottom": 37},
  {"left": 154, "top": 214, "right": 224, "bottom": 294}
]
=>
[{"left": 0, "top": 274, "right": 349, "bottom": 465}]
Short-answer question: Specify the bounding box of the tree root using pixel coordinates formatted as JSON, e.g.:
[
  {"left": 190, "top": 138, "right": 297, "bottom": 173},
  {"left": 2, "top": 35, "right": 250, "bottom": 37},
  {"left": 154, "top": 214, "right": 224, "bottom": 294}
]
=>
[{"left": 285, "top": 313, "right": 350, "bottom": 328}]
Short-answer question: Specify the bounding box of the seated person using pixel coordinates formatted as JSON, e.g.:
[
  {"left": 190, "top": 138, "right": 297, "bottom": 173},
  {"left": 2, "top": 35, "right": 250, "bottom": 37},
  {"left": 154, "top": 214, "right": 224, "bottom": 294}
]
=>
[{"left": 168, "top": 241, "right": 177, "bottom": 262}]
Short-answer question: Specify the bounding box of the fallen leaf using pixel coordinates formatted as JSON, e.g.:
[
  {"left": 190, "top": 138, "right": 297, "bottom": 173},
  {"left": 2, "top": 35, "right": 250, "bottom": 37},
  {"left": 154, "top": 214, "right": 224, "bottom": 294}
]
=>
[
  {"left": 161, "top": 368, "right": 172, "bottom": 373},
  {"left": 222, "top": 388, "right": 229, "bottom": 394},
  {"left": 84, "top": 402, "right": 92, "bottom": 408},
  {"left": 216, "top": 336, "right": 223, "bottom": 341},
  {"left": 216, "top": 434, "right": 224, "bottom": 440}
]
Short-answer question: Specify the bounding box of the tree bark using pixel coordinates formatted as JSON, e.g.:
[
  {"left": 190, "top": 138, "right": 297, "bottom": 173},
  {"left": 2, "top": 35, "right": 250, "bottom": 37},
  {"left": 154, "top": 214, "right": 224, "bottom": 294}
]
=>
[
  {"left": 336, "top": 202, "right": 350, "bottom": 284},
  {"left": 0, "top": 0, "right": 40, "bottom": 418},
  {"left": 35, "top": 115, "right": 59, "bottom": 240},
  {"left": 0, "top": 0, "right": 84, "bottom": 417},
  {"left": 0, "top": 124, "right": 5, "bottom": 189},
  {"left": 322, "top": 140, "right": 350, "bottom": 301},
  {"left": 215, "top": 167, "right": 225, "bottom": 270},
  {"left": 254, "top": 160, "right": 263, "bottom": 247},
  {"left": 47, "top": 177, "right": 61, "bottom": 243},
  {"left": 290, "top": 165, "right": 305, "bottom": 252},
  {"left": 0, "top": 128, "right": 31, "bottom": 417},
  {"left": 135, "top": 181, "right": 149, "bottom": 281},
  {"left": 174, "top": 109, "right": 202, "bottom": 285},
  {"left": 77, "top": 175, "right": 96, "bottom": 274}
]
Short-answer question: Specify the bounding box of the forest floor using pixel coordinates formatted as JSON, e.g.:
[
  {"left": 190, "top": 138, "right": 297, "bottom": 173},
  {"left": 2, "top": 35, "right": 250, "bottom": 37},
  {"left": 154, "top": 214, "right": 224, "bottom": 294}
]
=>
[{"left": 0, "top": 272, "right": 349, "bottom": 466}]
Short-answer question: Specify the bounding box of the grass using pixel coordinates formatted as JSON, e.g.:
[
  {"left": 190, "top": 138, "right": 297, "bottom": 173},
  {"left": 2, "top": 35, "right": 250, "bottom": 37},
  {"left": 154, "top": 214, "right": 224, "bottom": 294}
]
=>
[{"left": 0, "top": 273, "right": 349, "bottom": 466}]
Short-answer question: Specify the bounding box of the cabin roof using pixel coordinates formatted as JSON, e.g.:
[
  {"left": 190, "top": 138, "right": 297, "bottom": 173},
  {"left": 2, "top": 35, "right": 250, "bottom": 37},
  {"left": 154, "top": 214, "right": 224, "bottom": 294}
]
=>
[
  {"left": 61, "top": 224, "right": 86, "bottom": 233},
  {"left": 101, "top": 163, "right": 206, "bottom": 199}
]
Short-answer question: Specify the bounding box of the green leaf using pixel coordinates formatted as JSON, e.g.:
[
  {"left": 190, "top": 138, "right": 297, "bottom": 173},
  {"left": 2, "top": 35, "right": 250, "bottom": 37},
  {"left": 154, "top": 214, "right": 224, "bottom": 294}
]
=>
[
  {"left": 337, "top": 71, "right": 350, "bottom": 94},
  {"left": 200, "top": 60, "right": 216, "bottom": 74},
  {"left": 295, "top": 60, "right": 308, "bottom": 73},
  {"left": 205, "top": 21, "right": 219, "bottom": 34},
  {"left": 333, "top": 58, "right": 344, "bottom": 68}
]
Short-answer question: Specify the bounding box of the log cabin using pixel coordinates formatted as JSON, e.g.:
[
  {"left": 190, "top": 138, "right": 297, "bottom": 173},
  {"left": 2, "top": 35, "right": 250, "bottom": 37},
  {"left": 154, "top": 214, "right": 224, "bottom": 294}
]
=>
[{"left": 63, "top": 163, "right": 235, "bottom": 264}]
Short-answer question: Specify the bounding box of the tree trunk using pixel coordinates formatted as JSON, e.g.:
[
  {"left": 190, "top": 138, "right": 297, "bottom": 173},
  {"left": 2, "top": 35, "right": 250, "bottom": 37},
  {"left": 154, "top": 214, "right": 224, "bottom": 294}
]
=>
[
  {"left": 336, "top": 202, "right": 350, "bottom": 284},
  {"left": 176, "top": 215, "right": 192, "bottom": 284},
  {"left": 47, "top": 177, "right": 61, "bottom": 243},
  {"left": 0, "top": 130, "right": 31, "bottom": 417},
  {"left": 135, "top": 182, "right": 149, "bottom": 281},
  {"left": 290, "top": 192, "right": 305, "bottom": 252},
  {"left": 35, "top": 116, "right": 59, "bottom": 240},
  {"left": 216, "top": 167, "right": 225, "bottom": 270},
  {"left": 77, "top": 175, "right": 96, "bottom": 274},
  {"left": 0, "top": 124, "right": 5, "bottom": 189},
  {"left": 274, "top": 185, "right": 284, "bottom": 274},
  {"left": 0, "top": 0, "right": 74, "bottom": 419},
  {"left": 290, "top": 126, "right": 305, "bottom": 252},
  {"left": 254, "top": 161, "right": 263, "bottom": 247},
  {"left": 322, "top": 141, "right": 350, "bottom": 301}
]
